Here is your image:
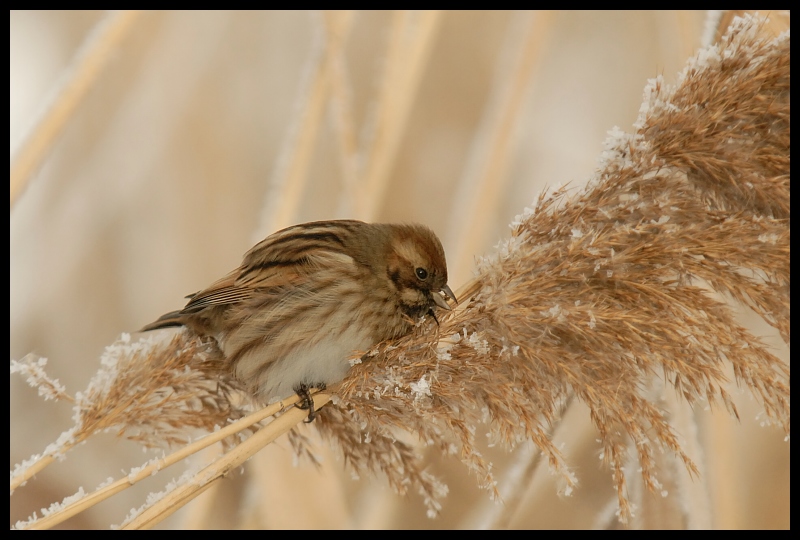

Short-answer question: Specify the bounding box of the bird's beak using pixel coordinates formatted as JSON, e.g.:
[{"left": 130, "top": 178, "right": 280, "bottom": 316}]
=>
[{"left": 432, "top": 284, "right": 458, "bottom": 310}]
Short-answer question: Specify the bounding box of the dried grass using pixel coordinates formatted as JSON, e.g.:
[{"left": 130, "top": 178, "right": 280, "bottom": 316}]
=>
[
  {"left": 11, "top": 14, "right": 789, "bottom": 529},
  {"left": 311, "top": 15, "right": 789, "bottom": 523}
]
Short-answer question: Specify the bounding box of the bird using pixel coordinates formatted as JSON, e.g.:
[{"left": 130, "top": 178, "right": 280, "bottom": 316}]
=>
[{"left": 141, "top": 220, "right": 457, "bottom": 421}]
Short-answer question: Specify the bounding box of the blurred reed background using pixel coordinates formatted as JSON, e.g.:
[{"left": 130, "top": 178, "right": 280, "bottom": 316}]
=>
[{"left": 10, "top": 10, "right": 789, "bottom": 529}]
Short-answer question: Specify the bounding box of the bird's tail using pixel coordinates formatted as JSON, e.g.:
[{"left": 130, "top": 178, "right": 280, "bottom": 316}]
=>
[{"left": 140, "top": 310, "right": 186, "bottom": 332}]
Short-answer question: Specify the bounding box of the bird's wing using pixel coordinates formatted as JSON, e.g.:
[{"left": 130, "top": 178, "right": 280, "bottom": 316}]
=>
[
  {"left": 181, "top": 222, "right": 360, "bottom": 313},
  {"left": 180, "top": 269, "right": 255, "bottom": 314}
]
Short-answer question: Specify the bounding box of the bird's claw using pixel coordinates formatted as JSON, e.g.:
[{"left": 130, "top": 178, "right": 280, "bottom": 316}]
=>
[{"left": 294, "top": 383, "right": 326, "bottom": 423}]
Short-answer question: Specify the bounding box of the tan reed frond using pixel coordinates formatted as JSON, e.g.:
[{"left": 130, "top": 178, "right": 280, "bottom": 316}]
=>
[
  {"left": 74, "top": 331, "right": 252, "bottom": 450},
  {"left": 10, "top": 14, "right": 789, "bottom": 528},
  {"left": 317, "top": 15, "right": 789, "bottom": 522},
  {"left": 11, "top": 331, "right": 253, "bottom": 497}
]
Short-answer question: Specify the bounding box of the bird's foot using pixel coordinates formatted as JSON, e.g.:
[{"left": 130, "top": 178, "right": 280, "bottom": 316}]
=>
[{"left": 294, "top": 383, "right": 326, "bottom": 423}]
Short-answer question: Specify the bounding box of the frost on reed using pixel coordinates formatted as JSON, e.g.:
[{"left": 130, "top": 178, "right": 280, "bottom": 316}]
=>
[
  {"left": 313, "top": 17, "right": 790, "bottom": 521},
  {"left": 10, "top": 16, "right": 789, "bottom": 527},
  {"left": 11, "top": 332, "right": 249, "bottom": 493}
]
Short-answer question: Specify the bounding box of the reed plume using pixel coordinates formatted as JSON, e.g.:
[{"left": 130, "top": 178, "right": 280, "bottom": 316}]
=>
[
  {"left": 11, "top": 14, "right": 789, "bottom": 528},
  {"left": 311, "top": 14, "right": 790, "bottom": 522}
]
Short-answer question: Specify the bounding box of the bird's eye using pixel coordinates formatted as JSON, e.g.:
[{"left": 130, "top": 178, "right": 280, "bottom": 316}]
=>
[{"left": 415, "top": 267, "right": 428, "bottom": 280}]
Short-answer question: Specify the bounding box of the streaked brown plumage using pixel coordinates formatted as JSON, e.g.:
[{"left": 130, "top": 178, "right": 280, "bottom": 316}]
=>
[{"left": 142, "top": 220, "right": 456, "bottom": 418}]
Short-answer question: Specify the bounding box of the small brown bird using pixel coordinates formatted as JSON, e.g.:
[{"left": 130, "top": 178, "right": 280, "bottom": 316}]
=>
[{"left": 142, "top": 220, "right": 456, "bottom": 421}]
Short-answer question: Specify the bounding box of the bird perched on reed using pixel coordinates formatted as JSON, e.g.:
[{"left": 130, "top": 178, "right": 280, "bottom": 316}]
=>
[{"left": 142, "top": 220, "right": 456, "bottom": 420}]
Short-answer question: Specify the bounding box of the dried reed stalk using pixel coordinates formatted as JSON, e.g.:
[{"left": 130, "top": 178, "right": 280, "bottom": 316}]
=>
[
  {"left": 257, "top": 11, "right": 355, "bottom": 236},
  {"left": 447, "top": 10, "right": 553, "bottom": 274},
  {"left": 357, "top": 10, "right": 442, "bottom": 220},
  {"left": 9, "top": 10, "right": 140, "bottom": 208},
  {"left": 11, "top": 14, "right": 789, "bottom": 528}
]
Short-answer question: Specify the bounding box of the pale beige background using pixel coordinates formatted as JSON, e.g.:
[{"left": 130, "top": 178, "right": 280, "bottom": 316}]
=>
[{"left": 10, "top": 10, "right": 789, "bottom": 529}]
